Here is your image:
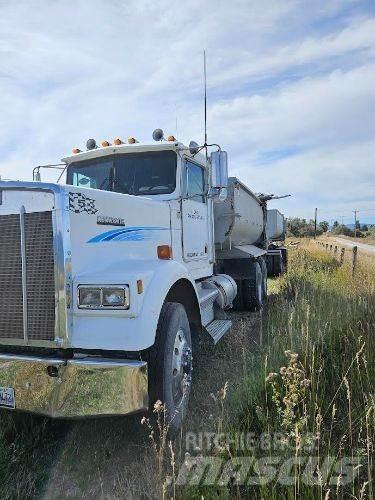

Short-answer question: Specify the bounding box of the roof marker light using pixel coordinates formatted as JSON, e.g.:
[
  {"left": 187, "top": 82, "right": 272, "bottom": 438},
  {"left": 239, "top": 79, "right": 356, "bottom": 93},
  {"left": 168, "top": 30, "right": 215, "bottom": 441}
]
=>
[
  {"left": 113, "top": 138, "right": 123, "bottom": 145},
  {"left": 86, "top": 139, "right": 97, "bottom": 150},
  {"left": 72, "top": 147, "right": 81, "bottom": 154},
  {"left": 127, "top": 137, "right": 138, "bottom": 144},
  {"left": 101, "top": 140, "right": 111, "bottom": 147},
  {"left": 152, "top": 128, "right": 164, "bottom": 141},
  {"left": 167, "top": 135, "right": 176, "bottom": 142}
]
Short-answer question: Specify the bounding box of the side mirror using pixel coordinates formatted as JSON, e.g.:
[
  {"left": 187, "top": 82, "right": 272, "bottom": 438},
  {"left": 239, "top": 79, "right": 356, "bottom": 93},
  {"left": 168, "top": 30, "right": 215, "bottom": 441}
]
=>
[
  {"left": 211, "top": 151, "right": 228, "bottom": 188},
  {"left": 210, "top": 150, "right": 228, "bottom": 200}
]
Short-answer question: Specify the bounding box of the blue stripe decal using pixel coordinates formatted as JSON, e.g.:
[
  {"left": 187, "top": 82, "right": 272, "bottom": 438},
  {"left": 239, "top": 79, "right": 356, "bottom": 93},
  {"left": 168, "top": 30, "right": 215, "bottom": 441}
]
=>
[{"left": 88, "top": 226, "right": 168, "bottom": 243}]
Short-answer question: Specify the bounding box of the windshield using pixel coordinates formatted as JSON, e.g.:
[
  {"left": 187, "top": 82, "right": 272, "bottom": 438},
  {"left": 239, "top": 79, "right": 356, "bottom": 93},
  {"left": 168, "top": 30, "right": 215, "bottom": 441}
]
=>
[{"left": 66, "top": 151, "right": 177, "bottom": 195}]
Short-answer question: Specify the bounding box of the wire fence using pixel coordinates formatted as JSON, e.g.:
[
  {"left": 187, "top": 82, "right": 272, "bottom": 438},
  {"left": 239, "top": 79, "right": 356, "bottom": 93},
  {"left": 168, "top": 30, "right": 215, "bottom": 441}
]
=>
[{"left": 315, "top": 240, "right": 358, "bottom": 276}]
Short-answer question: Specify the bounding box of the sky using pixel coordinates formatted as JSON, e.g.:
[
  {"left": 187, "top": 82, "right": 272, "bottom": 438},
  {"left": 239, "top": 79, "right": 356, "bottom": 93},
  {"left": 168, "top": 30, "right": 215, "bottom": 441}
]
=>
[{"left": 0, "top": 0, "right": 374, "bottom": 224}]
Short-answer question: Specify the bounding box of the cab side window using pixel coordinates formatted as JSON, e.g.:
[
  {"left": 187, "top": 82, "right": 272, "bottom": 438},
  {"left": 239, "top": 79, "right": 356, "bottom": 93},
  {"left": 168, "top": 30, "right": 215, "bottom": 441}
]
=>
[{"left": 185, "top": 161, "right": 206, "bottom": 204}]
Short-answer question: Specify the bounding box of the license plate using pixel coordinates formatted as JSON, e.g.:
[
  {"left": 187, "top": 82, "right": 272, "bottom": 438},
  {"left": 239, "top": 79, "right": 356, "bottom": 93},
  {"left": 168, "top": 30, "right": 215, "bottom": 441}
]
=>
[{"left": 0, "top": 387, "right": 15, "bottom": 409}]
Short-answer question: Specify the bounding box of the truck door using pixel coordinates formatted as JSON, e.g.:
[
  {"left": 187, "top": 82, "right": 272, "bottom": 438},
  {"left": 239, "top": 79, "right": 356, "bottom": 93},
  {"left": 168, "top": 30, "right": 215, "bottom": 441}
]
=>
[{"left": 181, "top": 159, "right": 209, "bottom": 262}]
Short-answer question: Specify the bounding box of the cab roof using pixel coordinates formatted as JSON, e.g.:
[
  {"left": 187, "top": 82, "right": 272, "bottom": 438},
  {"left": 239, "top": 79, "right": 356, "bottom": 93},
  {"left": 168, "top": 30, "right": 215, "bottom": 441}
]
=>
[{"left": 62, "top": 141, "right": 206, "bottom": 165}]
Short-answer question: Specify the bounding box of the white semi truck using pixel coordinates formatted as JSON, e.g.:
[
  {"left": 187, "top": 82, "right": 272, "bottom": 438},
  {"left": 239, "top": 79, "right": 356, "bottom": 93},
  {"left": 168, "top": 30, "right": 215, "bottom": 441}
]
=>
[{"left": 0, "top": 132, "right": 286, "bottom": 433}]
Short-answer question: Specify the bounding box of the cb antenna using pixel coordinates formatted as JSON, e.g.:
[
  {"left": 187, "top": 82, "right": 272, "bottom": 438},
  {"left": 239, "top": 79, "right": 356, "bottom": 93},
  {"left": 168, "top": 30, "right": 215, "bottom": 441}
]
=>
[{"left": 204, "top": 50, "right": 207, "bottom": 146}]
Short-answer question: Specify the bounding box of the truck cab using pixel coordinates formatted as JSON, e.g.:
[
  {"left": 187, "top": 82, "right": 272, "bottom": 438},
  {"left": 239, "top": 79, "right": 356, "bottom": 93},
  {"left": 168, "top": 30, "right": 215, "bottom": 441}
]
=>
[{"left": 0, "top": 132, "right": 271, "bottom": 434}]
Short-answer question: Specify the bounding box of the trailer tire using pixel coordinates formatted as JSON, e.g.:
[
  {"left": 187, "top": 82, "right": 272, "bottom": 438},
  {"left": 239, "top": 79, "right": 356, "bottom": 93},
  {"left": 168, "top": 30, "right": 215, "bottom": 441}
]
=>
[
  {"left": 147, "top": 302, "right": 192, "bottom": 437},
  {"left": 281, "top": 248, "right": 288, "bottom": 272},
  {"left": 273, "top": 254, "right": 284, "bottom": 276},
  {"left": 260, "top": 258, "right": 268, "bottom": 301},
  {"left": 243, "top": 261, "right": 264, "bottom": 311}
]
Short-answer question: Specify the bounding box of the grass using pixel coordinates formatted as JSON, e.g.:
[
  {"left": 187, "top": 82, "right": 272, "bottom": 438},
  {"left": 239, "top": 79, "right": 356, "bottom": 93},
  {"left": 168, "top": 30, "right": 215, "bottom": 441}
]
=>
[
  {"left": 225, "top": 242, "right": 374, "bottom": 498},
  {"left": 152, "top": 241, "right": 374, "bottom": 499},
  {"left": 0, "top": 413, "right": 69, "bottom": 499},
  {"left": 0, "top": 241, "right": 373, "bottom": 499}
]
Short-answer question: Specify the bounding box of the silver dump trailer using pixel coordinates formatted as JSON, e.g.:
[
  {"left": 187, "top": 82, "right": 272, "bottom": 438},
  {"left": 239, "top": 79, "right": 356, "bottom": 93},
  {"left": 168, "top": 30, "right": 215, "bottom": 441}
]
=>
[
  {"left": 266, "top": 209, "right": 288, "bottom": 276},
  {"left": 214, "top": 177, "right": 266, "bottom": 254},
  {"left": 266, "top": 209, "right": 286, "bottom": 241},
  {"left": 213, "top": 177, "right": 268, "bottom": 310}
]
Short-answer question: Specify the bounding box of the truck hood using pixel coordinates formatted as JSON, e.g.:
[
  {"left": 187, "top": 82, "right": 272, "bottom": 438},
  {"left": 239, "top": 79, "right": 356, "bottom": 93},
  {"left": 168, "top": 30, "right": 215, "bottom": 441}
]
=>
[
  {"left": 0, "top": 181, "right": 172, "bottom": 274},
  {"left": 65, "top": 185, "right": 172, "bottom": 274}
]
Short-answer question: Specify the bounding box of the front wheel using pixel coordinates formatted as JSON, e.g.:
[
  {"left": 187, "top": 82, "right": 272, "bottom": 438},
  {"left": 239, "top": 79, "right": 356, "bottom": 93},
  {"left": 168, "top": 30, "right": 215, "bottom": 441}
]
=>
[{"left": 147, "top": 302, "right": 192, "bottom": 436}]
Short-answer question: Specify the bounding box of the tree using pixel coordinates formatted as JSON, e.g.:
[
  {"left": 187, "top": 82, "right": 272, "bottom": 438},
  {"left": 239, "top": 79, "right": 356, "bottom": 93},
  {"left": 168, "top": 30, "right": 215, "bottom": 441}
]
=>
[
  {"left": 361, "top": 224, "right": 368, "bottom": 232},
  {"left": 287, "top": 217, "right": 323, "bottom": 237},
  {"left": 333, "top": 220, "right": 339, "bottom": 228},
  {"left": 331, "top": 224, "right": 354, "bottom": 237},
  {"left": 319, "top": 221, "right": 329, "bottom": 232}
]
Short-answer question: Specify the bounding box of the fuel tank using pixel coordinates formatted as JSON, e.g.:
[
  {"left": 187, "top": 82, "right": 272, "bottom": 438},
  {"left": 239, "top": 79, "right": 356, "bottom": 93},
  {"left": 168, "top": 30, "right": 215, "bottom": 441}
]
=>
[{"left": 214, "top": 177, "right": 265, "bottom": 247}]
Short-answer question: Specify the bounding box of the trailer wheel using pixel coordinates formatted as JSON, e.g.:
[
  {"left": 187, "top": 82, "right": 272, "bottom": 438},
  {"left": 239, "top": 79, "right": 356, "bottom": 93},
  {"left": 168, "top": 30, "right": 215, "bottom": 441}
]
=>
[
  {"left": 147, "top": 302, "right": 192, "bottom": 437},
  {"left": 273, "top": 254, "right": 284, "bottom": 276},
  {"left": 243, "top": 261, "right": 264, "bottom": 311},
  {"left": 281, "top": 248, "right": 288, "bottom": 272},
  {"left": 260, "top": 258, "right": 268, "bottom": 300}
]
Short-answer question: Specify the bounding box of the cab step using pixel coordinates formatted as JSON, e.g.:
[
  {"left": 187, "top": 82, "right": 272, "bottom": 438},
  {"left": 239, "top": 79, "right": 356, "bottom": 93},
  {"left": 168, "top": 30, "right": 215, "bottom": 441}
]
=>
[{"left": 205, "top": 319, "right": 232, "bottom": 344}]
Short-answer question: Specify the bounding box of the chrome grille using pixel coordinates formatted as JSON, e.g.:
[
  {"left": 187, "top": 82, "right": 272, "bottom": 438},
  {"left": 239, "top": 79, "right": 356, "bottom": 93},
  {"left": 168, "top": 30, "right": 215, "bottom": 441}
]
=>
[
  {"left": 25, "top": 212, "right": 55, "bottom": 341},
  {"left": 0, "top": 215, "right": 24, "bottom": 339},
  {"left": 0, "top": 211, "right": 55, "bottom": 342}
]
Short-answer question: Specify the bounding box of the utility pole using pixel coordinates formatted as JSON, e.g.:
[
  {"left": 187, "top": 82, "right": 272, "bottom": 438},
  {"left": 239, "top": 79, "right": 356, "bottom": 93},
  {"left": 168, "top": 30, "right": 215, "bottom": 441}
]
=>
[
  {"left": 314, "top": 207, "right": 318, "bottom": 239},
  {"left": 353, "top": 210, "right": 358, "bottom": 238}
]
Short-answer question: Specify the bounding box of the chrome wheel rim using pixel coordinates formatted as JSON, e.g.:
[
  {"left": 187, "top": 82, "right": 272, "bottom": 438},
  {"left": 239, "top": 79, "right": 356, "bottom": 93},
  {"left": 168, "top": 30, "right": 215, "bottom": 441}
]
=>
[{"left": 172, "top": 328, "right": 192, "bottom": 406}]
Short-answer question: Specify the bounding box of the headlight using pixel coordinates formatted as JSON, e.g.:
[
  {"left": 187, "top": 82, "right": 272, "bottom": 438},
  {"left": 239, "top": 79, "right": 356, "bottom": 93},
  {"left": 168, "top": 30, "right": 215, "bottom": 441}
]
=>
[
  {"left": 103, "top": 288, "right": 126, "bottom": 306},
  {"left": 78, "top": 286, "right": 130, "bottom": 309},
  {"left": 79, "top": 288, "right": 101, "bottom": 307}
]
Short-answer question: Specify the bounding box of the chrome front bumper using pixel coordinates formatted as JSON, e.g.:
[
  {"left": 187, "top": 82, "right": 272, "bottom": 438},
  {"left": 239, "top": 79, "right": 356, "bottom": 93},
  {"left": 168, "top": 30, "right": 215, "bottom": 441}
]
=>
[{"left": 0, "top": 353, "right": 148, "bottom": 418}]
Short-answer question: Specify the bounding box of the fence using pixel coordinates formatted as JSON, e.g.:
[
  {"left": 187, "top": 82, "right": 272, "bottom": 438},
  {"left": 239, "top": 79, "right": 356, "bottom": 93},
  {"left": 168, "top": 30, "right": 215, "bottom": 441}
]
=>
[{"left": 315, "top": 240, "right": 358, "bottom": 276}]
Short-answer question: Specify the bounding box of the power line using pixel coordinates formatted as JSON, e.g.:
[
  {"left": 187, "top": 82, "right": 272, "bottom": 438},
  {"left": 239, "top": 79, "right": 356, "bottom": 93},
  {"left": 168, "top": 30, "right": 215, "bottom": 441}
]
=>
[
  {"left": 314, "top": 208, "right": 317, "bottom": 239},
  {"left": 353, "top": 210, "right": 358, "bottom": 237}
]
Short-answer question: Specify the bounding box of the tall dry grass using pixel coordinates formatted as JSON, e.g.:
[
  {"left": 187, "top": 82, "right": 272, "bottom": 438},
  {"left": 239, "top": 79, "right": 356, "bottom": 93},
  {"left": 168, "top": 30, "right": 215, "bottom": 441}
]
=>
[
  {"left": 0, "top": 241, "right": 373, "bottom": 499},
  {"left": 146, "top": 240, "right": 374, "bottom": 499},
  {"left": 232, "top": 241, "right": 373, "bottom": 498}
]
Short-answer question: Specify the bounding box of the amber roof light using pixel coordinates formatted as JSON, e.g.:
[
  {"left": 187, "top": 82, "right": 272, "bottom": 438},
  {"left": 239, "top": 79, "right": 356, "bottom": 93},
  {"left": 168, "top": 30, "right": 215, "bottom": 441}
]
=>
[{"left": 113, "top": 138, "right": 123, "bottom": 145}]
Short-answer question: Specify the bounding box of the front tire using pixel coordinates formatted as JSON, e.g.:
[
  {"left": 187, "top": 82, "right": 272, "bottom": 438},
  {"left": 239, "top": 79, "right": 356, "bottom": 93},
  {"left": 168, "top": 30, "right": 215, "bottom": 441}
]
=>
[{"left": 147, "top": 302, "right": 192, "bottom": 436}]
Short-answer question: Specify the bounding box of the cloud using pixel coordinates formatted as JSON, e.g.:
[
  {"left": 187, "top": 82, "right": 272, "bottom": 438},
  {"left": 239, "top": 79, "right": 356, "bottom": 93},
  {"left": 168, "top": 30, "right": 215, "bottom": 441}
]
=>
[{"left": 0, "top": 0, "right": 374, "bottom": 221}]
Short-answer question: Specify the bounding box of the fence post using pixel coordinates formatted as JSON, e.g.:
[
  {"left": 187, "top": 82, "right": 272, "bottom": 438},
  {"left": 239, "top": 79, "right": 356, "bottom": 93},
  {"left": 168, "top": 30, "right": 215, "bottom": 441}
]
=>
[
  {"left": 326, "top": 243, "right": 328, "bottom": 251},
  {"left": 340, "top": 247, "right": 345, "bottom": 265},
  {"left": 334, "top": 246, "right": 338, "bottom": 258},
  {"left": 352, "top": 246, "right": 358, "bottom": 276}
]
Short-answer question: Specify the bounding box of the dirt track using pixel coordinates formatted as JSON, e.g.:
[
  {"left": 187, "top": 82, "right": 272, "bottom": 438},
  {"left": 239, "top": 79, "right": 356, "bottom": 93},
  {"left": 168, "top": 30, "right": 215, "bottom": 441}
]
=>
[{"left": 328, "top": 236, "right": 375, "bottom": 255}]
